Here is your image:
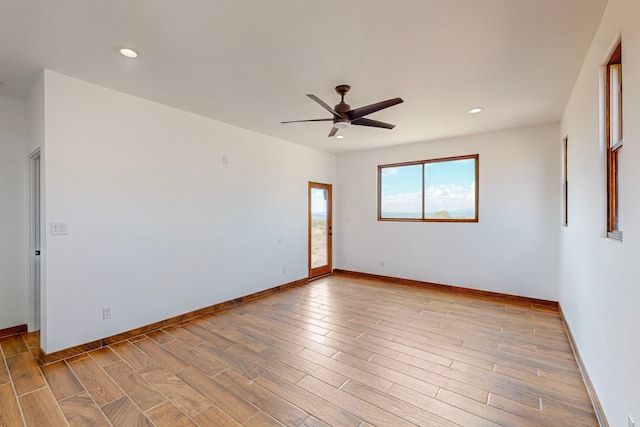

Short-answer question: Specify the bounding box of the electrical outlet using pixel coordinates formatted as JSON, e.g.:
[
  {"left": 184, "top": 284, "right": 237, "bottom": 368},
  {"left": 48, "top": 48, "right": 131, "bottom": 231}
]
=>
[
  {"left": 380, "top": 261, "right": 385, "bottom": 267},
  {"left": 629, "top": 414, "right": 635, "bottom": 427},
  {"left": 103, "top": 306, "right": 112, "bottom": 320},
  {"left": 282, "top": 267, "right": 286, "bottom": 274}
]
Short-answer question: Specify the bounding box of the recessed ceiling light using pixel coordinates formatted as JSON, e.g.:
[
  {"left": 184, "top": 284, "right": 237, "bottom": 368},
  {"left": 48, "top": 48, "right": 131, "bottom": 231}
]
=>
[
  {"left": 119, "top": 48, "right": 138, "bottom": 58},
  {"left": 469, "top": 108, "right": 483, "bottom": 114},
  {"left": 336, "top": 135, "right": 345, "bottom": 139}
]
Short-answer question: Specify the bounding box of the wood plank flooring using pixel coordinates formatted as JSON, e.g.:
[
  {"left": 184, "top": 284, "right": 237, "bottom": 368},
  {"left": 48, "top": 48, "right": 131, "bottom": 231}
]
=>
[{"left": 0, "top": 274, "right": 598, "bottom": 426}]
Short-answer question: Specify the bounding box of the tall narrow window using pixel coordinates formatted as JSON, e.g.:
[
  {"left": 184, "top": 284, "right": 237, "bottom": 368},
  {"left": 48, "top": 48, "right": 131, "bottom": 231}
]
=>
[
  {"left": 606, "top": 42, "right": 622, "bottom": 240},
  {"left": 563, "top": 136, "right": 568, "bottom": 227}
]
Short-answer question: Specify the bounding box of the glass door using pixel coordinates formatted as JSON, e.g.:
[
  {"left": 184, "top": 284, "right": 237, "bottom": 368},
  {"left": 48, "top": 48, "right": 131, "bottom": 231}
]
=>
[{"left": 309, "top": 182, "right": 332, "bottom": 278}]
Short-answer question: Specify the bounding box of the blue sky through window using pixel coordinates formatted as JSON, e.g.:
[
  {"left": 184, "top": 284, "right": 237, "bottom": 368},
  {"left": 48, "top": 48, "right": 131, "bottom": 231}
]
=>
[
  {"left": 424, "top": 158, "right": 475, "bottom": 217},
  {"left": 380, "top": 164, "right": 422, "bottom": 217},
  {"left": 380, "top": 157, "right": 476, "bottom": 219}
]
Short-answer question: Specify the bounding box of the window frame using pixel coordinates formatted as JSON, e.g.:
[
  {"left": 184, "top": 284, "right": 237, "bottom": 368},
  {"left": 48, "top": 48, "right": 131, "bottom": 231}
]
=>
[
  {"left": 605, "top": 42, "right": 622, "bottom": 240},
  {"left": 378, "top": 154, "right": 479, "bottom": 223}
]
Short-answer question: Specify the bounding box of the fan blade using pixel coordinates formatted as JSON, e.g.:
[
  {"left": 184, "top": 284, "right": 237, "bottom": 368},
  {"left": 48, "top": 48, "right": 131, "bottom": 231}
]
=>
[
  {"left": 281, "top": 118, "right": 334, "bottom": 124},
  {"left": 307, "top": 94, "right": 340, "bottom": 116},
  {"left": 328, "top": 127, "right": 339, "bottom": 137},
  {"left": 351, "top": 117, "right": 395, "bottom": 129},
  {"left": 347, "top": 97, "right": 403, "bottom": 120}
]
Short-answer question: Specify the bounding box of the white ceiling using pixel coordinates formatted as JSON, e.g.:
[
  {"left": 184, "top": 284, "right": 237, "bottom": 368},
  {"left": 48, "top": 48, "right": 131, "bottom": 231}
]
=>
[{"left": 0, "top": 0, "right": 606, "bottom": 154}]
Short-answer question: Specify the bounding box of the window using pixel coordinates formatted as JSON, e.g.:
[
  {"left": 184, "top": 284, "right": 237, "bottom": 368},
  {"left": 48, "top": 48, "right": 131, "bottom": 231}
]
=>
[
  {"left": 606, "top": 42, "right": 622, "bottom": 240},
  {"left": 563, "top": 136, "right": 568, "bottom": 226},
  {"left": 378, "top": 154, "right": 478, "bottom": 222}
]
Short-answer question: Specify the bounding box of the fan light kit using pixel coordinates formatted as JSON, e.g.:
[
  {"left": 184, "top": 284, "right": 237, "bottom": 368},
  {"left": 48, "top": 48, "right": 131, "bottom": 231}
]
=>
[
  {"left": 120, "top": 48, "right": 138, "bottom": 58},
  {"left": 282, "top": 84, "right": 403, "bottom": 137}
]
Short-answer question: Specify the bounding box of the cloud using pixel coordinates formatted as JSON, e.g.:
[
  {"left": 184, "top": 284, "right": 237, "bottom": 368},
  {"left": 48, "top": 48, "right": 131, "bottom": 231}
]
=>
[
  {"left": 381, "top": 191, "right": 421, "bottom": 213},
  {"left": 466, "top": 181, "right": 475, "bottom": 200},
  {"left": 382, "top": 180, "right": 475, "bottom": 215},
  {"left": 425, "top": 182, "right": 474, "bottom": 212},
  {"left": 381, "top": 167, "right": 400, "bottom": 177}
]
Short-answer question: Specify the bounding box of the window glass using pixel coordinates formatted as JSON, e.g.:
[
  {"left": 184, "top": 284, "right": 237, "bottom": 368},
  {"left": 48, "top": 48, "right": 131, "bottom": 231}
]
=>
[
  {"left": 380, "top": 164, "right": 422, "bottom": 219},
  {"left": 424, "top": 158, "right": 476, "bottom": 220},
  {"left": 563, "top": 137, "right": 568, "bottom": 226},
  {"left": 606, "top": 42, "right": 622, "bottom": 239}
]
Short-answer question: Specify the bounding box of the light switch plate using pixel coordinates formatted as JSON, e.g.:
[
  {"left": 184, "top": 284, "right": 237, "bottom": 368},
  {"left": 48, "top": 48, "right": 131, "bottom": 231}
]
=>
[{"left": 51, "top": 221, "right": 69, "bottom": 235}]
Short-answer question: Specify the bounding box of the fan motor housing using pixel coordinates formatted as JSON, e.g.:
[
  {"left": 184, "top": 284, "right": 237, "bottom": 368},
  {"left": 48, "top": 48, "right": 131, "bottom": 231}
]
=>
[{"left": 335, "top": 103, "right": 351, "bottom": 115}]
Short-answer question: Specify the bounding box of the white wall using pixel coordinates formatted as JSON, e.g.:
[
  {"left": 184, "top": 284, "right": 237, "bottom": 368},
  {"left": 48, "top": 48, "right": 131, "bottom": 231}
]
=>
[
  {"left": 560, "top": 0, "right": 640, "bottom": 424},
  {"left": 336, "top": 123, "right": 560, "bottom": 301},
  {"left": 26, "top": 73, "right": 44, "bottom": 156},
  {"left": 40, "top": 71, "right": 336, "bottom": 353},
  {"left": 0, "top": 96, "right": 28, "bottom": 330}
]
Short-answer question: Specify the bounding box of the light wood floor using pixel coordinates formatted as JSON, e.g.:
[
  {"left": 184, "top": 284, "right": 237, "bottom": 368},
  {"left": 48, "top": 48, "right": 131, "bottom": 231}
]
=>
[{"left": 0, "top": 274, "right": 598, "bottom": 426}]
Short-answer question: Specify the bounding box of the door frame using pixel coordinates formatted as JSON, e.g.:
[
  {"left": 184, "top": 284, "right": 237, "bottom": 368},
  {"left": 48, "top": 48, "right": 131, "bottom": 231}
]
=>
[
  {"left": 308, "top": 182, "right": 332, "bottom": 278},
  {"left": 28, "top": 149, "right": 41, "bottom": 332}
]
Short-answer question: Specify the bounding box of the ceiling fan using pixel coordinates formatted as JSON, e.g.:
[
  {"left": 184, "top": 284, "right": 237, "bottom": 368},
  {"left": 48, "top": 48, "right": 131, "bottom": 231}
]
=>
[{"left": 281, "top": 85, "right": 403, "bottom": 137}]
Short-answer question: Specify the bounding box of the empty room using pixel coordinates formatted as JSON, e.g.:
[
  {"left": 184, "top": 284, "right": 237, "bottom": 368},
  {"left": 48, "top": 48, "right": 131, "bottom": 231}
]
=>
[{"left": 1, "top": 0, "right": 638, "bottom": 426}]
